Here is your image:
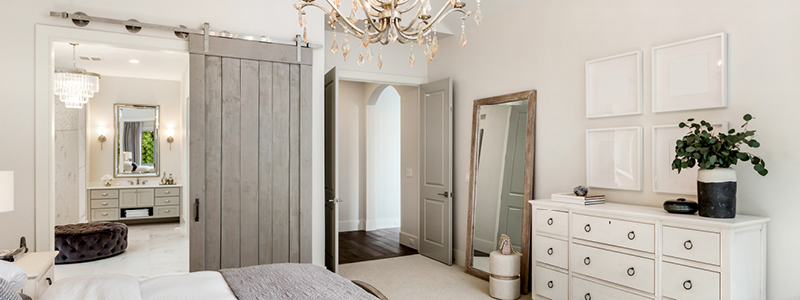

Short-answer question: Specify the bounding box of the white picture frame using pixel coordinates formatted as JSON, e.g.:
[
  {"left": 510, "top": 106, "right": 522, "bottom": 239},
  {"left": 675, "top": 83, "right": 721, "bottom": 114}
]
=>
[
  {"left": 652, "top": 122, "right": 729, "bottom": 195},
  {"left": 586, "top": 50, "right": 643, "bottom": 118},
  {"left": 652, "top": 32, "right": 728, "bottom": 113},
  {"left": 586, "top": 126, "right": 643, "bottom": 191}
]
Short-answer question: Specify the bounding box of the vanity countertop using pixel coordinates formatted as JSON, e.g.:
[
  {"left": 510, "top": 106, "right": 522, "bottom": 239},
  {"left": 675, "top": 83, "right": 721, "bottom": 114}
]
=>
[{"left": 88, "top": 184, "right": 182, "bottom": 190}]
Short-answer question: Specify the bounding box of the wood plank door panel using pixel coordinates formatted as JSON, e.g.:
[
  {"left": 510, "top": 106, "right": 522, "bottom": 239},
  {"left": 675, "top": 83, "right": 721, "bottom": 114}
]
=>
[
  {"left": 419, "top": 78, "right": 453, "bottom": 265},
  {"left": 189, "top": 35, "right": 313, "bottom": 271}
]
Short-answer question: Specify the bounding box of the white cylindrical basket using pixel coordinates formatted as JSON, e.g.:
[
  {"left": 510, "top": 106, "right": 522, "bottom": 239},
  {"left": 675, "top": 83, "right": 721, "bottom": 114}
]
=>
[{"left": 489, "top": 250, "right": 521, "bottom": 300}]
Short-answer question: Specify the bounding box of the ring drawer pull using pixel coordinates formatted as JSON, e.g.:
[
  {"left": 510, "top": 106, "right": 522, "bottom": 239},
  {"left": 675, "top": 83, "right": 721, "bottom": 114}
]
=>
[
  {"left": 683, "top": 280, "right": 692, "bottom": 290},
  {"left": 165, "top": 191, "right": 171, "bottom": 194},
  {"left": 584, "top": 257, "right": 591, "bottom": 265},
  {"left": 547, "top": 248, "right": 553, "bottom": 255},
  {"left": 165, "top": 199, "right": 171, "bottom": 203},
  {"left": 584, "top": 224, "right": 591, "bottom": 232},
  {"left": 547, "top": 218, "right": 553, "bottom": 226},
  {"left": 165, "top": 210, "right": 171, "bottom": 213},
  {"left": 102, "top": 213, "right": 108, "bottom": 216},
  {"left": 584, "top": 293, "right": 591, "bottom": 300},
  {"left": 627, "top": 231, "right": 635, "bottom": 240},
  {"left": 102, "top": 193, "right": 108, "bottom": 196},
  {"left": 684, "top": 240, "right": 693, "bottom": 250},
  {"left": 46, "top": 278, "right": 52, "bottom": 285},
  {"left": 627, "top": 267, "right": 635, "bottom": 276},
  {"left": 102, "top": 202, "right": 108, "bottom": 206},
  {"left": 547, "top": 281, "right": 553, "bottom": 289}
]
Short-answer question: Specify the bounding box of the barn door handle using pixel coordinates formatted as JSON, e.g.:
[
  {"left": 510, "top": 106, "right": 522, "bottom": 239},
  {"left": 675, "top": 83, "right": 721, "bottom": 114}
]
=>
[{"left": 194, "top": 198, "right": 200, "bottom": 222}]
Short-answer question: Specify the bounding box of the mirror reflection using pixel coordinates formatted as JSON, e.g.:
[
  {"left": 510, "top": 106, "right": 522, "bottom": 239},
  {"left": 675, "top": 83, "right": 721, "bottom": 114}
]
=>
[
  {"left": 114, "top": 104, "right": 160, "bottom": 177},
  {"left": 471, "top": 99, "right": 528, "bottom": 273}
]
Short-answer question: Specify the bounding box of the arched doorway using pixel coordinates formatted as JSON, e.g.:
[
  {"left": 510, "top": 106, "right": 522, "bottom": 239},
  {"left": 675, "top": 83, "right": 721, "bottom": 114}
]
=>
[{"left": 366, "top": 85, "right": 402, "bottom": 231}]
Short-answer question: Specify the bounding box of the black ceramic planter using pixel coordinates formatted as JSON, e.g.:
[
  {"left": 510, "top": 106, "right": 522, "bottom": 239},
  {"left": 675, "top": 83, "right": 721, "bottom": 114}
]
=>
[{"left": 697, "top": 168, "right": 737, "bottom": 218}]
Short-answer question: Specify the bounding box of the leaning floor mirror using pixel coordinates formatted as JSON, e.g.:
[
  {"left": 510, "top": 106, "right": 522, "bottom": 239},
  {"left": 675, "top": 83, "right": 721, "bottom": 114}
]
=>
[{"left": 465, "top": 90, "right": 536, "bottom": 294}]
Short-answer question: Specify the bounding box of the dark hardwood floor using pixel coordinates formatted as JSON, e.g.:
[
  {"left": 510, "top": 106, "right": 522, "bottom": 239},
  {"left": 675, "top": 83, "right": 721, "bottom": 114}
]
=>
[{"left": 339, "top": 227, "right": 418, "bottom": 264}]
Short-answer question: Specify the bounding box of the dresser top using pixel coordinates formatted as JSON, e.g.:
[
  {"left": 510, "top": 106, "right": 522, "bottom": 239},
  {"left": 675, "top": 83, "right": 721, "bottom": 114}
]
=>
[
  {"left": 530, "top": 199, "right": 769, "bottom": 228},
  {"left": 88, "top": 184, "right": 182, "bottom": 190},
  {"left": 13, "top": 251, "right": 58, "bottom": 279}
]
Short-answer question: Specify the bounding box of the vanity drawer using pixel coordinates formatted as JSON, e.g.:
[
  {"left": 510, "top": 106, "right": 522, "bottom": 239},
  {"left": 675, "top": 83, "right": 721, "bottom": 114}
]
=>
[
  {"left": 535, "top": 235, "right": 568, "bottom": 269},
  {"left": 155, "top": 197, "right": 179, "bottom": 206},
  {"left": 92, "top": 208, "right": 119, "bottom": 221},
  {"left": 662, "top": 262, "right": 720, "bottom": 300},
  {"left": 536, "top": 209, "right": 568, "bottom": 237},
  {"left": 534, "top": 265, "right": 568, "bottom": 300},
  {"left": 572, "top": 214, "right": 655, "bottom": 253},
  {"left": 155, "top": 205, "right": 180, "bottom": 217},
  {"left": 36, "top": 264, "right": 55, "bottom": 299},
  {"left": 91, "top": 199, "right": 119, "bottom": 208},
  {"left": 90, "top": 190, "right": 119, "bottom": 199},
  {"left": 155, "top": 188, "right": 180, "bottom": 197},
  {"left": 572, "top": 277, "right": 652, "bottom": 300},
  {"left": 571, "top": 244, "right": 655, "bottom": 294},
  {"left": 663, "top": 226, "right": 720, "bottom": 265}
]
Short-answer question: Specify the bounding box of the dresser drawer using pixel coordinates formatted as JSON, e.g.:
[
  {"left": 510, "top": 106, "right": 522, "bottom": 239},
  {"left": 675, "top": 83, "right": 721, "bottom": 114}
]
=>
[
  {"left": 663, "top": 226, "right": 720, "bottom": 265},
  {"left": 535, "top": 235, "right": 569, "bottom": 270},
  {"left": 90, "top": 190, "right": 119, "bottom": 199},
  {"left": 571, "top": 244, "right": 655, "bottom": 294},
  {"left": 155, "top": 197, "right": 179, "bottom": 206},
  {"left": 36, "top": 264, "right": 55, "bottom": 299},
  {"left": 155, "top": 188, "right": 180, "bottom": 197},
  {"left": 535, "top": 265, "right": 568, "bottom": 300},
  {"left": 662, "top": 262, "right": 720, "bottom": 300},
  {"left": 91, "top": 199, "right": 119, "bottom": 209},
  {"left": 155, "top": 205, "right": 180, "bottom": 217},
  {"left": 572, "top": 214, "right": 655, "bottom": 253},
  {"left": 572, "top": 277, "right": 652, "bottom": 300},
  {"left": 536, "top": 209, "right": 568, "bottom": 237},
  {"left": 91, "top": 208, "right": 119, "bottom": 221}
]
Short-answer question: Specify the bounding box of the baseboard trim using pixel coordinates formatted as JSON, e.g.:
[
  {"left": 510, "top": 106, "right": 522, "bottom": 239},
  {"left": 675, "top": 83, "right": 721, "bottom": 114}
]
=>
[
  {"left": 399, "top": 231, "right": 418, "bottom": 250},
  {"left": 338, "top": 220, "right": 365, "bottom": 232},
  {"left": 473, "top": 237, "right": 495, "bottom": 254},
  {"left": 454, "top": 249, "right": 466, "bottom": 267}
]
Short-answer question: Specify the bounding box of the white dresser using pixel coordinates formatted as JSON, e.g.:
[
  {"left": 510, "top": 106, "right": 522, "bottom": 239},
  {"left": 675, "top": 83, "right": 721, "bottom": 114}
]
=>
[{"left": 530, "top": 200, "right": 768, "bottom": 300}]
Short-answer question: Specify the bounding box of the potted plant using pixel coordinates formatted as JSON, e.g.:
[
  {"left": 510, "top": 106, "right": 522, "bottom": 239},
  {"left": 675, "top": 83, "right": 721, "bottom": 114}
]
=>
[{"left": 672, "top": 114, "right": 768, "bottom": 218}]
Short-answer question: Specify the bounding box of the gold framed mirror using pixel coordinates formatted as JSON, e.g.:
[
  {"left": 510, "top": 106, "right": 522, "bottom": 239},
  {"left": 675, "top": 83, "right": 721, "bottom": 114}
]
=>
[{"left": 465, "top": 90, "right": 536, "bottom": 294}]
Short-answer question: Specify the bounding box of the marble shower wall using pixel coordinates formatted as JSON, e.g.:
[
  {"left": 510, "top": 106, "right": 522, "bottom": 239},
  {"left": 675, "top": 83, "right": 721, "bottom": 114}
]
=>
[{"left": 54, "top": 98, "right": 87, "bottom": 225}]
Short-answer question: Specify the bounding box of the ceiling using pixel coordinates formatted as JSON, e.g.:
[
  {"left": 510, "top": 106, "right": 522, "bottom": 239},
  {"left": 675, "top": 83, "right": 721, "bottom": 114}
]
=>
[{"left": 54, "top": 42, "right": 189, "bottom": 81}]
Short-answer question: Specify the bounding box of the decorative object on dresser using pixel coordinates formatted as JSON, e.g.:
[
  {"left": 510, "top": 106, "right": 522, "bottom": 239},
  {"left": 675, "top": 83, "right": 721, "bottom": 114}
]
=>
[
  {"left": 585, "top": 50, "right": 643, "bottom": 118},
  {"left": 54, "top": 222, "right": 128, "bottom": 264},
  {"left": 663, "top": 198, "right": 699, "bottom": 214},
  {"left": 11, "top": 251, "right": 58, "bottom": 300},
  {"left": 465, "top": 90, "right": 537, "bottom": 295},
  {"left": 489, "top": 235, "right": 522, "bottom": 300},
  {"left": 653, "top": 122, "right": 728, "bottom": 195},
  {"left": 101, "top": 174, "right": 113, "bottom": 187},
  {"left": 551, "top": 193, "right": 605, "bottom": 206},
  {"left": 0, "top": 238, "right": 29, "bottom": 262},
  {"left": 672, "top": 115, "right": 767, "bottom": 218},
  {"left": 573, "top": 186, "right": 588, "bottom": 197},
  {"left": 86, "top": 186, "right": 182, "bottom": 222},
  {"left": 652, "top": 32, "right": 728, "bottom": 113},
  {"left": 586, "top": 126, "right": 643, "bottom": 191},
  {"left": 531, "top": 200, "right": 769, "bottom": 300}
]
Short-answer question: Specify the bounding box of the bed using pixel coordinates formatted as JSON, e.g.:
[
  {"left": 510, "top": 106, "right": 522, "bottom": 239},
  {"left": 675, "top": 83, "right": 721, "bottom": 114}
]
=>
[{"left": 39, "top": 264, "right": 387, "bottom": 300}]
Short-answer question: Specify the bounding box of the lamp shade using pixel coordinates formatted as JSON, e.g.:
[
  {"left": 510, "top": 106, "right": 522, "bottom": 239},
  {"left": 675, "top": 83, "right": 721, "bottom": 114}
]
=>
[{"left": 0, "top": 171, "right": 13, "bottom": 213}]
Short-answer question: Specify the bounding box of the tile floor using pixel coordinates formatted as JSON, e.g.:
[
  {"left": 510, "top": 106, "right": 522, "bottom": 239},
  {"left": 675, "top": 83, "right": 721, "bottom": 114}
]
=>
[{"left": 55, "top": 222, "right": 189, "bottom": 280}]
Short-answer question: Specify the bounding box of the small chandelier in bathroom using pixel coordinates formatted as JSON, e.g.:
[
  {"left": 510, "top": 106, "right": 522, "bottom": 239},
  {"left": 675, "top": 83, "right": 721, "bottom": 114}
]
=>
[
  {"left": 55, "top": 43, "right": 101, "bottom": 109},
  {"left": 294, "top": 0, "right": 482, "bottom": 68}
]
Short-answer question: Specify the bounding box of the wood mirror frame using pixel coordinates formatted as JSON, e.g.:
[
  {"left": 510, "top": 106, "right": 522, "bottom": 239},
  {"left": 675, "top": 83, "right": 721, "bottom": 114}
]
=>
[{"left": 464, "top": 90, "right": 536, "bottom": 294}]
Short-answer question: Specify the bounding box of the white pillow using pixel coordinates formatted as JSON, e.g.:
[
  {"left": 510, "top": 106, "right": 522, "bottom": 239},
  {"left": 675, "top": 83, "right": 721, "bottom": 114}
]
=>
[{"left": 0, "top": 260, "right": 27, "bottom": 291}]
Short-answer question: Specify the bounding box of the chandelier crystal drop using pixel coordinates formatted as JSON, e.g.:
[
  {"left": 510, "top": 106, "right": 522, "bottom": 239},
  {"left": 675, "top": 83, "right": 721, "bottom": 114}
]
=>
[
  {"left": 295, "top": 0, "right": 478, "bottom": 68},
  {"left": 54, "top": 43, "right": 100, "bottom": 109}
]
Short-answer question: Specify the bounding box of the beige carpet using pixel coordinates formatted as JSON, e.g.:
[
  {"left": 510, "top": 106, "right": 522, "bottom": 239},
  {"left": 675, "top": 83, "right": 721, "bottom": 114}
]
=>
[{"left": 339, "top": 255, "right": 532, "bottom": 300}]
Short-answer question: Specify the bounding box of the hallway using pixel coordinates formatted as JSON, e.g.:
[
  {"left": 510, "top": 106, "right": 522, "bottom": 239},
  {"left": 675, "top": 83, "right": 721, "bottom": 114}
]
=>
[{"left": 339, "top": 228, "right": 417, "bottom": 264}]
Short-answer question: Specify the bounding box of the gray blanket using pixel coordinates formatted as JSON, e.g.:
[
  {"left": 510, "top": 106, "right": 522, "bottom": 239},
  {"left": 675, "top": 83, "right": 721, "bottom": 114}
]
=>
[{"left": 220, "top": 264, "right": 379, "bottom": 300}]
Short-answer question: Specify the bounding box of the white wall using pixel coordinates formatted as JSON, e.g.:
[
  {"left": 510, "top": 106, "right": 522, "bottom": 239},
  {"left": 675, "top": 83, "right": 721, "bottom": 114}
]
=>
[
  {"left": 53, "top": 99, "right": 87, "bottom": 225},
  {"left": 325, "top": 31, "right": 428, "bottom": 79},
  {"left": 428, "top": 1, "right": 800, "bottom": 298},
  {"left": 87, "top": 76, "right": 183, "bottom": 185},
  {"left": 1, "top": 0, "right": 326, "bottom": 266},
  {"left": 337, "top": 80, "right": 366, "bottom": 231},
  {"left": 473, "top": 105, "right": 510, "bottom": 253},
  {"left": 367, "top": 86, "right": 402, "bottom": 230}
]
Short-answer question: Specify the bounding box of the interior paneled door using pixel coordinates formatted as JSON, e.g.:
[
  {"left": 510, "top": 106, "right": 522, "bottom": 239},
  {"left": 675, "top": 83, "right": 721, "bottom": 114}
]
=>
[
  {"left": 324, "top": 67, "right": 340, "bottom": 273},
  {"left": 189, "top": 35, "right": 313, "bottom": 271},
  {"left": 496, "top": 104, "right": 528, "bottom": 252},
  {"left": 419, "top": 78, "right": 454, "bottom": 265}
]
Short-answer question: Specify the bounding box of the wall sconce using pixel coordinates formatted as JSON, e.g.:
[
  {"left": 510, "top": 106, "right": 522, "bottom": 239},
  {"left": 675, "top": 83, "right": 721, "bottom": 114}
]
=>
[
  {"left": 98, "top": 127, "right": 107, "bottom": 150},
  {"left": 166, "top": 128, "right": 175, "bottom": 150}
]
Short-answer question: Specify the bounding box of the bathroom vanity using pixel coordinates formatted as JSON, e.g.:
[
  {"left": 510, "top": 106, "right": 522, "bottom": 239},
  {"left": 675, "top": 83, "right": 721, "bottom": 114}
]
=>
[{"left": 86, "top": 185, "right": 182, "bottom": 222}]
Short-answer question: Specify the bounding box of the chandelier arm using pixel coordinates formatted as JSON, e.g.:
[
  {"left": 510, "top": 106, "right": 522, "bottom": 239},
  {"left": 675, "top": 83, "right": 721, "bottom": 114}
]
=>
[
  {"left": 420, "top": 7, "right": 469, "bottom": 33},
  {"left": 401, "top": 5, "right": 423, "bottom": 31},
  {"left": 397, "top": 0, "right": 421, "bottom": 13},
  {"left": 357, "top": 0, "right": 383, "bottom": 34},
  {"left": 299, "top": 1, "right": 365, "bottom": 35}
]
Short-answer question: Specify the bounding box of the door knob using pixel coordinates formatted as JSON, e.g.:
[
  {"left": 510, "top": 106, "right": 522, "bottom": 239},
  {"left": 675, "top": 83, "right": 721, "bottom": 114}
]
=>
[
  {"left": 437, "top": 191, "right": 450, "bottom": 197},
  {"left": 328, "top": 198, "right": 343, "bottom": 203}
]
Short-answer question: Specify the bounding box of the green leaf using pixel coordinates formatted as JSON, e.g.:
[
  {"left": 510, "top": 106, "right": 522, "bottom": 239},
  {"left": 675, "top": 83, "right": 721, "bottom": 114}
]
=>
[
  {"left": 679, "top": 122, "right": 686, "bottom": 128},
  {"left": 728, "top": 129, "right": 735, "bottom": 134},
  {"left": 709, "top": 155, "right": 717, "bottom": 164},
  {"left": 744, "top": 114, "right": 753, "bottom": 121},
  {"left": 748, "top": 140, "right": 761, "bottom": 148},
  {"left": 757, "top": 169, "right": 769, "bottom": 176},
  {"left": 686, "top": 146, "right": 696, "bottom": 152},
  {"left": 752, "top": 157, "right": 761, "bottom": 164},
  {"left": 754, "top": 164, "right": 765, "bottom": 172},
  {"left": 681, "top": 161, "right": 689, "bottom": 168},
  {"left": 688, "top": 118, "right": 695, "bottom": 122}
]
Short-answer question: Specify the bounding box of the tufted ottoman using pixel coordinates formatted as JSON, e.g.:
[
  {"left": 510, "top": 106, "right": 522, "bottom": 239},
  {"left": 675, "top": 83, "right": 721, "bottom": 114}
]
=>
[{"left": 54, "top": 222, "right": 128, "bottom": 264}]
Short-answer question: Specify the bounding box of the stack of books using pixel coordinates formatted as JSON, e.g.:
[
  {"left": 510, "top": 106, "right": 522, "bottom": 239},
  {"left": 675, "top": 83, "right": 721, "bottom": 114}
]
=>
[{"left": 551, "top": 193, "right": 605, "bottom": 205}]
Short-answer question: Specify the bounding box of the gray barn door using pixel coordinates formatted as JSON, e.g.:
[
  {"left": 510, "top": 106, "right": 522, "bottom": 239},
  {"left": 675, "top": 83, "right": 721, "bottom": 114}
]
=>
[
  {"left": 496, "top": 105, "right": 527, "bottom": 252},
  {"left": 189, "top": 35, "right": 313, "bottom": 271},
  {"left": 419, "top": 78, "right": 454, "bottom": 265}
]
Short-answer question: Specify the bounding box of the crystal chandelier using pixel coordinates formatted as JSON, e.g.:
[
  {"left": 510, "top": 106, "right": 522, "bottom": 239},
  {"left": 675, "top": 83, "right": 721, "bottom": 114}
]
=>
[
  {"left": 295, "top": 0, "right": 482, "bottom": 68},
  {"left": 55, "top": 43, "right": 100, "bottom": 109}
]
